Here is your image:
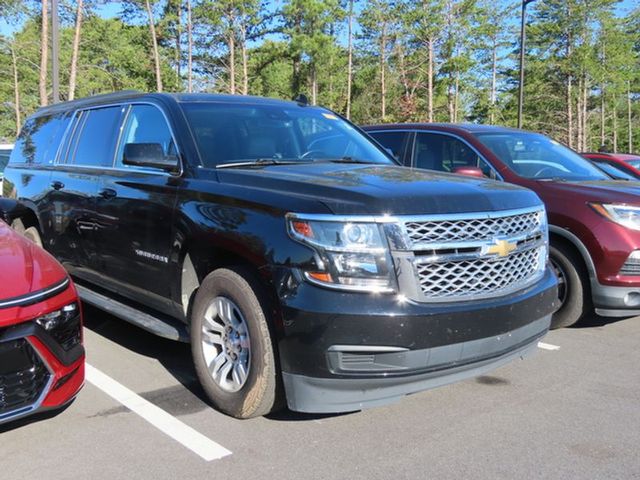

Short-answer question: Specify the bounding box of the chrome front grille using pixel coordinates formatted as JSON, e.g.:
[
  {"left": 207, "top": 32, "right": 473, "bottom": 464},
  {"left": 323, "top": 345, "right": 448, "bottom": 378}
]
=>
[
  {"left": 415, "top": 247, "right": 543, "bottom": 299},
  {"left": 405, "top": 210, "right": 542, "bottom": 245},
  {"left": 394, "top": 207, "right": 547, "bottom": 302}
]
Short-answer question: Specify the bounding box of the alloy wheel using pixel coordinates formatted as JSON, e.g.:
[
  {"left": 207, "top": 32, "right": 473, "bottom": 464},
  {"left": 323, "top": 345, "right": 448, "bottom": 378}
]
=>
[
  {"left": 201, "top": 296, "right": 251, "bottom": 392},
  {"left": 550, "top": 258, "right": 568, "bottom": 306}
]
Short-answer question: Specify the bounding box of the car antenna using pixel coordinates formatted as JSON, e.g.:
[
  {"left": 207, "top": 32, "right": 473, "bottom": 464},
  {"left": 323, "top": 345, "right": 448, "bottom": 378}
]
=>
[{"left": 293, "top": 93, "right": 309, "bottom": 106}]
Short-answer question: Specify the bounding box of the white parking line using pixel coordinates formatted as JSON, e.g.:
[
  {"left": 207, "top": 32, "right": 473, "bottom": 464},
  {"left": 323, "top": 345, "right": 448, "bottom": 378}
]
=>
[
  {"left": 85, "top": 363, "right": 232, "bottom": 461},
  {"left": 537, "top": 342, "right": 561, "bottom": 351}
]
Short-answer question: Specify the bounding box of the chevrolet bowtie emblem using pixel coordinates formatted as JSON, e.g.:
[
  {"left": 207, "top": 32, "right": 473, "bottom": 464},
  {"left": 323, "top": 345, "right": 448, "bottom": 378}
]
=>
[{"left": 485, "top": 239, "right": 517, "bottom": 257}]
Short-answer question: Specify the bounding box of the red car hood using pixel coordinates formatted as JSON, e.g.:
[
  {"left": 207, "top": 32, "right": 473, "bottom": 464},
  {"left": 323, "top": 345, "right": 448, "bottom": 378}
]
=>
[
  {"left": 535, "top": 179, "right": 640, "bottom": 205},
  {"left": 0, "top": 221, "right": 67, "bottom": 301}
]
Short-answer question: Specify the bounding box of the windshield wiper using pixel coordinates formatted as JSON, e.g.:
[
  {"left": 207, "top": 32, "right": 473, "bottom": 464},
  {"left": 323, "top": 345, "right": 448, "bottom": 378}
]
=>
[
  {"left": 216, "top": 158, "right": 305, "bottom": 169},
  {"left": 312, "top": 156, "right": 375, "bottom": 164},
  {"left": 536, "top": 177, "right": 569, "bottom": 182}
]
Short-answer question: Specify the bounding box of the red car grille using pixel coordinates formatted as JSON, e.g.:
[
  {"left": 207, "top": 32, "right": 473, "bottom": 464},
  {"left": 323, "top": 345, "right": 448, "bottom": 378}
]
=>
[{"left": 0, "top": 338, "right": 50, "bottom": 417}]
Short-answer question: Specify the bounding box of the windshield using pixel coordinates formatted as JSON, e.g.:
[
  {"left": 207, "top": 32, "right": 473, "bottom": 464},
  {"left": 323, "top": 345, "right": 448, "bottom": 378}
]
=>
[
  {"left": 182, "top": 102, "right": 394, "bottom": 168},
  {"left": 475, "top": 132, "right": 608, "bottom": 181}
]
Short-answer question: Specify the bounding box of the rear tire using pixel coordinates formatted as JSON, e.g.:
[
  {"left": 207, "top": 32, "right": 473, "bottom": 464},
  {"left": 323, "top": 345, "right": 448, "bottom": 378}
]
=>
[
  {"left": 550, "top": 243, "right": 590, "bottom": 329},
  {"left": 190, "top": 267, "right": 281, "bottom": 419}
]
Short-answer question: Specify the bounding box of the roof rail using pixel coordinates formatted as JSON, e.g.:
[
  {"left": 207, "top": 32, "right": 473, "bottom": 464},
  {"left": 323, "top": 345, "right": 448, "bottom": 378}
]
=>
[{"left": 34, "top": 90, "right": 145, "bottom": 117}]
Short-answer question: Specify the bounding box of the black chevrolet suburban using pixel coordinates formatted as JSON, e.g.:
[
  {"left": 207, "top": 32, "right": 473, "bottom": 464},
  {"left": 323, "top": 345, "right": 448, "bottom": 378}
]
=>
[{"left": 2, "top": 92, "right": 558, "bottom": 418}]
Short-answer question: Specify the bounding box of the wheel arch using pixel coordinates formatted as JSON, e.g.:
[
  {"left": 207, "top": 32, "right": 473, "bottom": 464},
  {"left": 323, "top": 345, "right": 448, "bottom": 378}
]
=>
[
  {"left": 177, "top": 240, "right": 278, "bottom": 326},
  {"left": 548, "top": 225, "right": 597, "bottom": 284},
  {"left": 0, "top": 198, "right": 39, "bottom": 228}
]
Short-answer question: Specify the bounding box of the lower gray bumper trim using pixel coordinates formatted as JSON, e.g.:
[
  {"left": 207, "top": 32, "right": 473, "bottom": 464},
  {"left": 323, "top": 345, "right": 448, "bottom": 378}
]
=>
[
  {"left": 283, "top": 317, "right": 550, "bottom": 414},
  {"left": 594, "top": 308, "right": 640, "bottom": 318},
  {"left": 591, "top": 282, "right": 640, "bottom": 313}
]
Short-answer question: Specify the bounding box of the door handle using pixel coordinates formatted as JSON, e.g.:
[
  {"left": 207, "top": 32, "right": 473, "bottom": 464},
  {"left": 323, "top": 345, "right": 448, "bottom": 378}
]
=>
[
  {"left": 98, "top": 188, "right": 117, "bottom": 199},
  {"left": 51, "top": 180, "right": 65, "bottom": 190}
]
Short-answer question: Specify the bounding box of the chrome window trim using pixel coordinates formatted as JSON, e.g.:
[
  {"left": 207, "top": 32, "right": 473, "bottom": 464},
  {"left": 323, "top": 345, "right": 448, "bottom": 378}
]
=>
[{"left": 53, "top": 101, "right": 183, "bottom": 177}]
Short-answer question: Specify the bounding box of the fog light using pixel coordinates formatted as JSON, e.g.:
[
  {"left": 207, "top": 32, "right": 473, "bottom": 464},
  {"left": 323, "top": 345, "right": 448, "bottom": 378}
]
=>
[{"left": 623, "top": 292, "right": 640, "bottom": 307}]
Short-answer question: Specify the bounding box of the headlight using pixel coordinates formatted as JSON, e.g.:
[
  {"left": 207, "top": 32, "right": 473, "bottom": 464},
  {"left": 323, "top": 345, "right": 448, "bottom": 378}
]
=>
[
  {"left": 287, "top": 215, "right": 395, "bottom": 292},
  {"left": 590, "top": 203, "right": 640, "bottom": 231},
  {"left": 35, "top": 302, "right": 82, "bottom": 350}
]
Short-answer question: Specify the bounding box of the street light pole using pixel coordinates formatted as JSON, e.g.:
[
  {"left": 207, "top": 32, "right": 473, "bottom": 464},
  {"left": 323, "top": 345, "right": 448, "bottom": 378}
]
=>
[
  {"left": 51, "top": 0, "right": 60, "bottom": 103},
  {"left": 517, "top": 0, "right": 536, "bottom": 129}
]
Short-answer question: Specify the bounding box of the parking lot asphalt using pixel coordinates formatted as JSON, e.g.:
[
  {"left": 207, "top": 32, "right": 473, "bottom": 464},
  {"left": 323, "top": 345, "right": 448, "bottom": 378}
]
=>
[{"left": 3, "top": 305, "right": 640, "bottom": 480}]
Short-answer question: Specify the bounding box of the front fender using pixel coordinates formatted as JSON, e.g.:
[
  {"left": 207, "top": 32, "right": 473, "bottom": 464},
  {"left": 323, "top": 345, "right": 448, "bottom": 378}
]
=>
[{"left": 0, "top": 198, "right": 30, "bottom": 225}]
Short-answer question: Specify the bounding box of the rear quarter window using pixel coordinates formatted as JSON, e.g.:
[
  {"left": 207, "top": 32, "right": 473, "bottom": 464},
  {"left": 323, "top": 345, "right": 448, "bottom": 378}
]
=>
[{"left": 10, "top": 113, "right": 70, "bottom": 166}]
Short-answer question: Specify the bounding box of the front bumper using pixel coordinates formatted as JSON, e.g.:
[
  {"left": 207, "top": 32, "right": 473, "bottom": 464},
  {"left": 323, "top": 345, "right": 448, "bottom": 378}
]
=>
[
  {"left": 592, "top": 282, "right": 640, "bottom": 317},
  {"left": 0, "top": 287, "right": 85, "bottom": 426},
  {"left": 276, "top": 267, "right": 557, "bottom": 413},
  {"left": 284, "top": 317, "right": 547, "bottom": 413}
]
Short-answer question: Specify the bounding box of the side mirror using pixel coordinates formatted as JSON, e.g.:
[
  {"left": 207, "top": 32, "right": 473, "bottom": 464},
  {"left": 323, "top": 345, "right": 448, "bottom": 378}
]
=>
[
  {"left": 452, "top": 166, "right": 485, "bottom": 179},
  {"left": 123, "top": 143, "right": 178, "bottom": 172}
]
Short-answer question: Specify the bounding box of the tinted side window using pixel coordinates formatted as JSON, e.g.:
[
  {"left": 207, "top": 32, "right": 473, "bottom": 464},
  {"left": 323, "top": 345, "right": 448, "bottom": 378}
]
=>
[
  {"left": 116, "top": 105, "right": 176, "bottom": 168},
  {"left": 414, "top": 133, "right": 493, "bottom": 176},
  {"left": 70, "top": 106, "right": 125, "bottom": 167},
  {"left": 368, "top": 131, "right": 408, "bottom": 163},
  {"left": 10, "top": 113, "right": 70, "bottom": 166}
]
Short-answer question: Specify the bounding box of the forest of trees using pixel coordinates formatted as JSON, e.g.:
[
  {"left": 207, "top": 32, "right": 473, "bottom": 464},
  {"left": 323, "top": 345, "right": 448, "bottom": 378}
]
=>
[{"left": 0, "top": 0, "right": 638, "bottom": 153}]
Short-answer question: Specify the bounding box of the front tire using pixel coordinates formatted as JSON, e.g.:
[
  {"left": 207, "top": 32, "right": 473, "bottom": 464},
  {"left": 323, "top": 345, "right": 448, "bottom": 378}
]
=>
[
  {"left": 190, "top": 267, "right": 281, "bottom": 419},
  {"left": 549, "top": 243, "right": 590, "bottom": 329}
]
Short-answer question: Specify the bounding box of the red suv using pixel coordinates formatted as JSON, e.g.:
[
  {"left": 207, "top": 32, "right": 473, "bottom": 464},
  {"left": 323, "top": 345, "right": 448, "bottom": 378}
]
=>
[
  {"left": 0, "top": 218, "right": 84, "bottom": 426},
  {"left": 582, "top": 152, "right": 640, "bottom": 180},
  {"left": 364, "top": 123, "right": 640, "bottom": 328}
]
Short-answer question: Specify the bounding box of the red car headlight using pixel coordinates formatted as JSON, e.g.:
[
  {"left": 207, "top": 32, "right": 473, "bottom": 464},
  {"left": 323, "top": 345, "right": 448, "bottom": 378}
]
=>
[{"left": 35, "top": 302, "right": 82, "bottom": 351}]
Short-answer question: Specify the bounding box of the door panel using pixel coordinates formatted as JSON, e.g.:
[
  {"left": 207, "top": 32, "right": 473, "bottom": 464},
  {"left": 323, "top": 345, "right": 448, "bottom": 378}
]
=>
[
  {"left": 94, "top": 104, "right": 179, "bottom": 308},
  {"left": 49, "top": 106, "right": 125, "bottom": 276}
]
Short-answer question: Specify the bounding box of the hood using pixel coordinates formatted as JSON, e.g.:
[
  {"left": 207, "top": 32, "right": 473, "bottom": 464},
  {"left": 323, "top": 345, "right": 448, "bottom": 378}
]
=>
[
  {"left": 217, "top": 163, "right": 542, "bottom": 215},
  {"left": 0, "top": 221, "right": 67, "bottom": 302},
  {"left": 536, "top": 179, "right": 640, "bottom": 205}
]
